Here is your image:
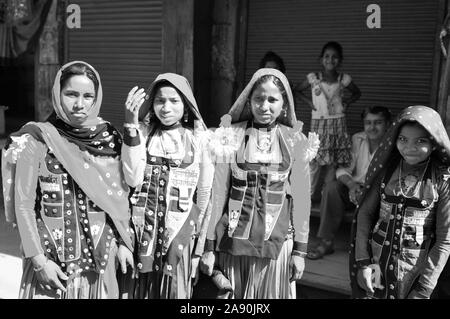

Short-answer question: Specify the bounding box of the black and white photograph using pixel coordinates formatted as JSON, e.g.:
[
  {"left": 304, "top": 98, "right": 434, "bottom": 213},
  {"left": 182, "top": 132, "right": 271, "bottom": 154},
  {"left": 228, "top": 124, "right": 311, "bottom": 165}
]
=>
[{"left": 1, "top": 0, "right": 450, "bottom": 309}]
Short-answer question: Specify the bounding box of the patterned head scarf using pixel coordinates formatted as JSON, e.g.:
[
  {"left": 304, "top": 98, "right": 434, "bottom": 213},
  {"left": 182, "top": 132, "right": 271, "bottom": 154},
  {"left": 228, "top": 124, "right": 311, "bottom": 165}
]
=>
[
  {"left": 53, "top": 60, "right": 103, "bottom": 128},
  {"left": 139, "top": 73, "right": 207, "bottom": 131},
  {"left": 227, "top": 68, "right": 297, "bottom": 128},
  {"left": 2, "top": 61, "right": 130, "bottom": 226},
  {"left": 358, "top": 105, "right": 450, "bottom": 204},
  {"left": 349, "top": 105, "right": 450, "bottom": 298}
]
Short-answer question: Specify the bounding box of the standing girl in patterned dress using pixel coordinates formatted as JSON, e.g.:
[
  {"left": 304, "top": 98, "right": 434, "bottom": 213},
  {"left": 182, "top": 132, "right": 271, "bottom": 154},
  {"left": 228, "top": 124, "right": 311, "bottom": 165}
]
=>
[
  {"left": 349, "top": 106, "right": 450, "bottom": 299},
  {"left": 1, "top": 61, "right": 134, "bottom": 299},
  {"left": 295, "top": 41, "right": 361, "bottom": 201},
  {"left": 121, "top": 73, "right": 214, "bottom": 299},
  {"left": 199, "top": 68, "right": 318, "bottom": 299}
]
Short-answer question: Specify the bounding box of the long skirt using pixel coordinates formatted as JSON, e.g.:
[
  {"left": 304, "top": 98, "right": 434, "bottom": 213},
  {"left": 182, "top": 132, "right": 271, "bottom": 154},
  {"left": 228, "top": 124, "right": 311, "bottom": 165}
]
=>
[
  {"left": 118, "top": 240, "right": 194, "bottom": 299},
  {"left": 217, "top": 239, "right": 295, "bottom": 299},
  {"left": 19, "top": 241, "right": 119, "bottom": 299}
]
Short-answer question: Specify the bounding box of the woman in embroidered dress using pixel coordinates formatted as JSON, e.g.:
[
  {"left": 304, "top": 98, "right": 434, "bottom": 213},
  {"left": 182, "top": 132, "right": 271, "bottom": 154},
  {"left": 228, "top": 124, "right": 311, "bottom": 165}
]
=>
[
  {"left": 295, "top": 41, "right": 361, "bottom": 203},
  {"left": 1, "top": 61, "right": 134, "bottom": 299},
  {"left": 120, "top": 73, "right": 214, "bottom": 299},
  {"left": 199, "top": 68, "right": 319, "bottom": 299},
  {"left": 349, "top": 106, "right": 450, "bottom": 299}
]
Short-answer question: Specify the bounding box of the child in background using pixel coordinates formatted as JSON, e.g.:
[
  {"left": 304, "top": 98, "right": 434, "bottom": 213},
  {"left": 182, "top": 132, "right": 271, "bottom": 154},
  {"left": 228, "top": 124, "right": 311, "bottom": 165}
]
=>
[
  {"left": 295, "top": 41, "right": 361, "bottom": 201},
  {"left": 259, "top": 51, "right": 286, "bottom": 74}
]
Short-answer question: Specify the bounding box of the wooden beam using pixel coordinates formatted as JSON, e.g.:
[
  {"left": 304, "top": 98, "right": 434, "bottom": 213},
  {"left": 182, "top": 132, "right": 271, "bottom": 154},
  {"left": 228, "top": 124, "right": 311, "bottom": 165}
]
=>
[
  {"left": 430, "top": 0, "right": 447, "bottom": 109},
  {"left": 438, "top": 1, "right": 450, "bottom": 130},
  {"left": 234, "top": 0, "right": 249, "bottom": 101},
  {"left": 210, "top": 0, "right": 240, "bottom": 126},
  {"left": 162, "top": 0, "right": 194, "bottom": 86},
  {"left": 34, "top": 0, "right": 59, "bottom": 122}
]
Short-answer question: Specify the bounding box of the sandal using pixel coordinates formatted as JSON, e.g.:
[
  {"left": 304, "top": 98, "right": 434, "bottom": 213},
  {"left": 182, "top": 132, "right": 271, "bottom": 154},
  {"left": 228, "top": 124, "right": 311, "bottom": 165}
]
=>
[{"left": 306, "top": 240, "right": 335, "bottom": 260}]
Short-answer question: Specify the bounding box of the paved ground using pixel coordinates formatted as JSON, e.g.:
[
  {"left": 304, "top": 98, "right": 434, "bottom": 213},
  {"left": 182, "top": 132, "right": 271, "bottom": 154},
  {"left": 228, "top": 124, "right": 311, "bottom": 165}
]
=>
[
  {"left": 0, "top": 215, "right": 21, "bottom": 299},
  {"left": 0, "top": 135, "right": 23, "bottom": 298}
]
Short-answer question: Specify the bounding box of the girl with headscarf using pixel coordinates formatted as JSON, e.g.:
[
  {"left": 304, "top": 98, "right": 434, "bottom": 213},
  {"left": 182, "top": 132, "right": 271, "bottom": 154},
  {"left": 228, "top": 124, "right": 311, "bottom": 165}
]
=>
[
  {"left": 349, "top": 106, "right": 450, "bottom": 299},
  {"left": 199, "top": 68, "right": 319, "bottom": 299},
  {"left": 120, "top": 73, "right": 214, "bottom": 299},
  {"left": 1, "top": 61, "right": 134, "bottom": 299}
]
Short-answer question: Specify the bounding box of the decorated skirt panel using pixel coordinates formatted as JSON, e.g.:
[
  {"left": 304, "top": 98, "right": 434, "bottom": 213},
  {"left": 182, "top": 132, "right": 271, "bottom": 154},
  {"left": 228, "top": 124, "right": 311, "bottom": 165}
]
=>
[
  {"left": 216, "top": 161, "right": 291, "bottom": 259},
  {"left": 370, "top": 189, "right": 437, "bottom": 299},
  {"left": 130, "top": 154, "right": 200, "bottom": 275},
  {"left": 36, "top": 152, "right": 117, "bottom": 276}
]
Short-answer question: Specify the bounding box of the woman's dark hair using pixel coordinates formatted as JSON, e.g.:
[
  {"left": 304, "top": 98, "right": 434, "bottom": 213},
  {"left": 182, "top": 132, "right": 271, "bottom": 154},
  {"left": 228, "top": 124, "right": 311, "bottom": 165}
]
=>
[
  {"left": 60, "top": 62, "right": 99, "bottom": 95},
  {"left": 149, "top": 80, "right": 195, "bottom": 127},
  {"left": 259, "top": 51, "right": 286, "bottom": 74},
  {"left": 361, "top": 105, "right": 392, "bottom": 123},
  {"left": 320, "top": 41, "right": 344, "bottom": 61},
  {"left": 249, "top": 74, "right": 288, "bottom": 108}
]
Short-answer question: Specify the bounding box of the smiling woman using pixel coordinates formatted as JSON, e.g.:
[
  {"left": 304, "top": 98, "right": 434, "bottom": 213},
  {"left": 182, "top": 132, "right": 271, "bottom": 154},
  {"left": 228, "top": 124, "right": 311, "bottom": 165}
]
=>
[
  {"left": 350, "top": 106, "right": 450, "bottom": 299},
  {"left": 199, "top": 68, "right": 317, "bottom": 299}
]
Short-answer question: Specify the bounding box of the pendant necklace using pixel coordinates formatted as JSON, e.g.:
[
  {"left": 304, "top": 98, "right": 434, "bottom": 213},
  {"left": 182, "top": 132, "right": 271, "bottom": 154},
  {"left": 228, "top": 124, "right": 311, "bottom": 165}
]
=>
[
  {"left": 254, "top": 124, "right": 275, "bottom": 154},
  {"left": 398, "top": 158, "right": 430, "bottom": 198},
  {"left": 159, "top": 130, "right": 181, "bottom": 157}
]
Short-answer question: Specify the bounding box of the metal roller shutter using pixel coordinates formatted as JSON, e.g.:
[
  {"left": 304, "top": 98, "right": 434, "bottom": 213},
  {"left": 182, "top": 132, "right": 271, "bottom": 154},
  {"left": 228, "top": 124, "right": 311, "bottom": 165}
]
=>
[
  {"left": 245, "top": 0, "right": 440, "bottom": 134},
  {"left": 67, "top": 0, "right": 162, "bottom": 128}
]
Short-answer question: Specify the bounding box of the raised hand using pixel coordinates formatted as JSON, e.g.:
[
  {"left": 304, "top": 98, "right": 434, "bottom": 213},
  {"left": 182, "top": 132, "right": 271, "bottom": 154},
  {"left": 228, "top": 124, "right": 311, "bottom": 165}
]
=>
[{"left": 125, "top": 86, "right": 147, "bottom": 125}]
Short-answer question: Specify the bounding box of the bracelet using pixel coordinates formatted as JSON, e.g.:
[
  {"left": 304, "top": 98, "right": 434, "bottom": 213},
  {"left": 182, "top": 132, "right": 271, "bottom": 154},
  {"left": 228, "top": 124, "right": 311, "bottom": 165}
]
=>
[
  {"left": 33, "top": 258, "right": 48, "bottom": 272},
  {"left": 123, "top": 123, "right": 139, "bottom": 129},
  {"left": 291, "top": 250, "right": 307, "bottom": 258}
]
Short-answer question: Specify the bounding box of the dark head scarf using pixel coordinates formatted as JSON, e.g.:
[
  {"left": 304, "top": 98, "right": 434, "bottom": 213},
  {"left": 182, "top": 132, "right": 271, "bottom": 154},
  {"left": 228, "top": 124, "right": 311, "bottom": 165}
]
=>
[
  {"left": 2, "top": 61, "right": 130, "bottom": 227},
  {"left": 138, "top": 73, "right": 207, "bottom": 133}
]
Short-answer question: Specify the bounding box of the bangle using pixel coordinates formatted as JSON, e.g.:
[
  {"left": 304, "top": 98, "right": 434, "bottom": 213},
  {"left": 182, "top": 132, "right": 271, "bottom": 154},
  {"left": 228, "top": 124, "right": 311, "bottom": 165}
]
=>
[
  {"left": 124, "top": 123, "right": 139, "bottom": 129},
  {"left": 33, "top": 258, "right": 48, "bottom": 272},
  {"left": 291, "top": 250, "right": 307, "bottom": 258}
]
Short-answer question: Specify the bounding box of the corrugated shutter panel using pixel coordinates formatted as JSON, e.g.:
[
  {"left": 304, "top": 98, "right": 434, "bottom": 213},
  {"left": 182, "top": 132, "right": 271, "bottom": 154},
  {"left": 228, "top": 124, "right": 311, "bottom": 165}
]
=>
[
  {"left": 67, "top": 0, "right": 162, "bottom": 128},
  {"left": 245, "top": 0, "right": 439, "bottom": 134}
]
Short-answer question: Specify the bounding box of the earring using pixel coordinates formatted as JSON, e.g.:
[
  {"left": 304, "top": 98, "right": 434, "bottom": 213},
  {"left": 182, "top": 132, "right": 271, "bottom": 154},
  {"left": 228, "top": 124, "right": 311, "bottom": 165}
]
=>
[
  {"left": 184, "top": 109, "right": 189, "bottom": 123},
  {"left": 283, "top": 108, "right": 287, "bottom": 118}
]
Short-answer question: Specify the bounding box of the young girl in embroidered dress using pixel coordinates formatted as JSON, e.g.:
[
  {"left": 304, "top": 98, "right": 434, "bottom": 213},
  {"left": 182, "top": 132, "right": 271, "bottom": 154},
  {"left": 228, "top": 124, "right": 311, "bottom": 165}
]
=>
[
  {"left": 120, "top": 73, "right": 214, "bottom": 299},
  {"left": 350, "top": 106, "right": 450, "bottom": 299},
  {"left": 295, "top": 41, "right": 361, "bottom": 202},
  {"left": 199, "top": 68, "right": 319, "bottom": 299}
]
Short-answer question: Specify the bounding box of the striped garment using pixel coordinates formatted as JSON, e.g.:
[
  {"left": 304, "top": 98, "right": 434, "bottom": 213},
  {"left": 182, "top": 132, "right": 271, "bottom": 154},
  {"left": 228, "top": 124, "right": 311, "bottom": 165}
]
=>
[{"left": 310, "top": 116, "right": 352, "bottom": 166}]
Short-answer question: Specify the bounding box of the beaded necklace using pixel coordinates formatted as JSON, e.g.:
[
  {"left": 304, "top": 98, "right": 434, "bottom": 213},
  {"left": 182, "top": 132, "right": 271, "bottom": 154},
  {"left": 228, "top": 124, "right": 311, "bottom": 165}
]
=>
[{"left": 398, "top": 157, "right": 430, "bottom": 198}]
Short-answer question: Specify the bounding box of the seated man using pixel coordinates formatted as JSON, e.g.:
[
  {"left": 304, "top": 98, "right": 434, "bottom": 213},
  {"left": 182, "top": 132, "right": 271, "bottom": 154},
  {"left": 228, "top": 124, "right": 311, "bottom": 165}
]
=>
[{"left": 307, "top": 106, "right": 391, "bottom": 260}]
